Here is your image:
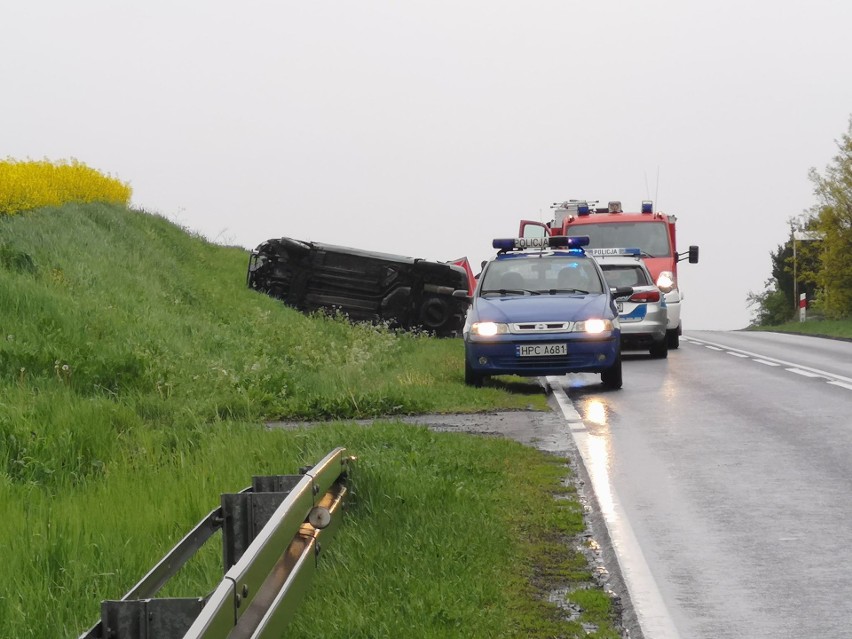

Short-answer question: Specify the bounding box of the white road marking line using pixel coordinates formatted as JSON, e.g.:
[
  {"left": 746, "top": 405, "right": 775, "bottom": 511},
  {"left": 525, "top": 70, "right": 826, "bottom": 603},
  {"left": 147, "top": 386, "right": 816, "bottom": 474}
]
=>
[
  {"left": 546, "top": 376, "right": 584, "bottom": 425},
  {"left": 547, "top": 377, "right": 681, "bottom": 639},
  {"left": 828, "top": 380, "right": 852, "bottom": 391},
  {"left": 727, "top": 351, "right": 748, "bottom": 358},
  {"left": 686, "top": 336, "right": 852, "bottom": 387},
  {"left": 705, "top": 345, "right": 723, "bottom": 351},
  {"left": 785, "top": 367, "right": 825, "bottom": 378},
  {"left": 753, "top": 359, "right": 780, "bottom": 367}
]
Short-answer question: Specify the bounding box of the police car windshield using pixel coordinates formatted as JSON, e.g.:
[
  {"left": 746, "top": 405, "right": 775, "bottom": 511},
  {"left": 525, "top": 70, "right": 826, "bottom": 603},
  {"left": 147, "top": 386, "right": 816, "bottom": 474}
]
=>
[
  {"left": 481, "top": 257, "right": 604, "bottom": 295},
  {"left": 567, "top": 222, "right": 671, "bottom": 257}
]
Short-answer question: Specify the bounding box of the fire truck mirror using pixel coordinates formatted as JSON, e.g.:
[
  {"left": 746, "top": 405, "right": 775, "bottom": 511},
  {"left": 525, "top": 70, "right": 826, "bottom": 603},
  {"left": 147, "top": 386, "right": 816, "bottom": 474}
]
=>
[{"left": 688, "top": 245, "right": 699, "bottom": 264}]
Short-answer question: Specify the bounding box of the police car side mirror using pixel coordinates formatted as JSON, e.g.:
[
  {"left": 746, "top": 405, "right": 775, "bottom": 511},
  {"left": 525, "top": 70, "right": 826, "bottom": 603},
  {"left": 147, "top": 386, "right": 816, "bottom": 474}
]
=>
[
  {"left": 611, "top": 286, "right": 633, "bottom": 298},
  {"left": 453, "top": 289, "right": 472, "bottom": 300}
]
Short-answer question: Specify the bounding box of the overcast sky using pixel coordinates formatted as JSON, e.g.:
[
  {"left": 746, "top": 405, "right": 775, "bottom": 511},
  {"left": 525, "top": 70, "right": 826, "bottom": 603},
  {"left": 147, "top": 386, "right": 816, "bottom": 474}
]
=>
[{"left": 4, "top": 1, "right": 851, "bottom": 330}]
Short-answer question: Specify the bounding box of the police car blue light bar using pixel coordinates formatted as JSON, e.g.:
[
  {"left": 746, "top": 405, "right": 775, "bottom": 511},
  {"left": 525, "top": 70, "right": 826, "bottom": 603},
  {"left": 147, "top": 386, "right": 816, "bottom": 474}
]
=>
[
  {"left": 492, "top": 236, "right": 590, "bottom": 251},
  {"left": 491, "top": 237, "right": 552, "bottom": 250},
  {"left": 587, "top": 247, "right": 641, "bottom": 256},
  {"left": 492, "top": 238, "right": 518, "bottom": 250}
]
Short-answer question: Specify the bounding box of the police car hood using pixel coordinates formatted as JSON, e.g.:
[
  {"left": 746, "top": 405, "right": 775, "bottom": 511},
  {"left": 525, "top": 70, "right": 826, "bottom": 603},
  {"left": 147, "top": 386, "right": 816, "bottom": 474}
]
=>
[{"left": 475, "top": 294, "right": 610, "bottom": 323}]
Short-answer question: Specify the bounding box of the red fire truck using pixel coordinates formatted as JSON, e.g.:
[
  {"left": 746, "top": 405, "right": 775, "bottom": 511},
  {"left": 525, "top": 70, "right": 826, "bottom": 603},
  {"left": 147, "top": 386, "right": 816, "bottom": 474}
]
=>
[{"left": 519, "top": 200, "right": 699, "bottom": 349}]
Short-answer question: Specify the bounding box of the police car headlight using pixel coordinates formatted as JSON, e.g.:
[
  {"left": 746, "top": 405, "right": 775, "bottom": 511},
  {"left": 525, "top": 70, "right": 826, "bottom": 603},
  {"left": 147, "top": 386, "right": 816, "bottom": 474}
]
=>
[
  {"left": 471, "top": 321, "right": 509, "bottom": 337},
  {"left": 575, "top": 319, "right": 613, "bottom": 334},
  {"left": 656, "top": 271, "right": 675, "bottom": 293}
]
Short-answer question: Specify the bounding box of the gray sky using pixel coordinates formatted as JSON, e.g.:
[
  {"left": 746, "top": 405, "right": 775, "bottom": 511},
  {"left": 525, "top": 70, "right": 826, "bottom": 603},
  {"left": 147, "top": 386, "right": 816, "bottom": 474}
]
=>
[{"left": 4, "top": 1, "right": 851, "bottom": 330}]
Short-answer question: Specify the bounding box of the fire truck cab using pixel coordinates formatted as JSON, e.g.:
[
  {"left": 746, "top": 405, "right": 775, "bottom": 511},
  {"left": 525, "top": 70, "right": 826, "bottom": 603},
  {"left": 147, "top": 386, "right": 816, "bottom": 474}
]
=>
[{"left": 519, "top": 200, "right": 698, "bottom": 349}]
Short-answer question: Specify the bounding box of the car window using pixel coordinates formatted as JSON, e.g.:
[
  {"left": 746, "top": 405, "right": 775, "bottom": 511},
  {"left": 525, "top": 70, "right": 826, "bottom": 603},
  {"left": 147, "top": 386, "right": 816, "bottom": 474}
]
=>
[
  {"left": 601, "top": 265, "right": 650, "bottom": 287},
  {"left": 481, "top": 257, "right": 604, "bottom": 293}
]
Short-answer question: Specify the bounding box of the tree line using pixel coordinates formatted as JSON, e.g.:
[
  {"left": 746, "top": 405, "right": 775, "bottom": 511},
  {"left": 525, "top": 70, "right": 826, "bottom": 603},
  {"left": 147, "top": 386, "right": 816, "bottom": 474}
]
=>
[{"left": 748, "top": 117, "right": 852, "bottom": 325}]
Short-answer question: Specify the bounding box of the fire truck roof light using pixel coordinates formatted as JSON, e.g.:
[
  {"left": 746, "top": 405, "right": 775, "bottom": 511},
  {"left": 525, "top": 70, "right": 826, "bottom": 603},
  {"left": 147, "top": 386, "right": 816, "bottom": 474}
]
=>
[
  {"left": 608, "top": 201, "right": 622, "bottom": 213},
  {"left": 641, "top": 200, "right": 653, "bottom": 214},
  {"left": 577, "top": 201, "right": 590, "bottom": 215}
]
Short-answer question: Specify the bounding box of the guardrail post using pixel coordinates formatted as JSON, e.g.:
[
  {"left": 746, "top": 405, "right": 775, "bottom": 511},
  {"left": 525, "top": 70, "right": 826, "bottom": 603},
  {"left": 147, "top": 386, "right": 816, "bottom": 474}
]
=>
[{"left": 79, "top": 449, "right": 352, "bottom": 639}]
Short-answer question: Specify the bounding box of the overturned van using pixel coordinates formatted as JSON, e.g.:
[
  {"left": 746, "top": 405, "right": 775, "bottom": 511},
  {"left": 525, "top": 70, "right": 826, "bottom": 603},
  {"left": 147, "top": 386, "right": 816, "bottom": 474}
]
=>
[{"left": 247, "top": 237, "right": 472, "bottom": 336}]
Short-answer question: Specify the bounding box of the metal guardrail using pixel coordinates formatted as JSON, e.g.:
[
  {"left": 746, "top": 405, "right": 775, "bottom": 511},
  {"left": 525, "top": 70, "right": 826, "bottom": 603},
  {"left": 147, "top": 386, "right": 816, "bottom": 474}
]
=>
[{"left": 79, "top": 448, "right": 353, "bottom": 639}]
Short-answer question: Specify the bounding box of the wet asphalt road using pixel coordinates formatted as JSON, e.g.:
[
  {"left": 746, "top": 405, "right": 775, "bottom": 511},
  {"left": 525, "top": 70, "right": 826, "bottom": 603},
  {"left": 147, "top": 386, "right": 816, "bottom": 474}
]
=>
[
  {"left": 275, "top": 330, "right": 852, "bottom": 637},
  {"left": 553, "top": 330, "right": 852, "bottom": 638}
]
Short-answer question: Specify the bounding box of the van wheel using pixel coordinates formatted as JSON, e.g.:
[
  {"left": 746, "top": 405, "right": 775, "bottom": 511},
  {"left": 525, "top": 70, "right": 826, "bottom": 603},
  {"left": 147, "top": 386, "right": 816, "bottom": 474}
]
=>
[
  {"left": 601, "top": 354, "right": 622, "bottom": 389},
  {"left": 419, "top": 295, "right": 450, "bottom": 332}
]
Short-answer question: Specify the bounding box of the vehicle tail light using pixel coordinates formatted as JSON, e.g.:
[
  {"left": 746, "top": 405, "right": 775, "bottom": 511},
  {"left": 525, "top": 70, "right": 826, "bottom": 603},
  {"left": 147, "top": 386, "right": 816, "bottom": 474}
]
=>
[{"left": 629, "top": 290, "right": 660, "bottom": 303}]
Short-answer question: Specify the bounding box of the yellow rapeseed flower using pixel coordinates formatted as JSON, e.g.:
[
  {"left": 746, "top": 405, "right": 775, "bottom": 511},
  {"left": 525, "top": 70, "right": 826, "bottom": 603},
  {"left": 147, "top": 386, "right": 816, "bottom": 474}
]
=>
[{"left": 0, "top": 158, "right": 132, "bottom": 215}]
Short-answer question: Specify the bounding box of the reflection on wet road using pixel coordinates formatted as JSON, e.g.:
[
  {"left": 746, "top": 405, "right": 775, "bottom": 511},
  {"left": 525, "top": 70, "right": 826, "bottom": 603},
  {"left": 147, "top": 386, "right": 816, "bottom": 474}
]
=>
[
  {"left": 548, "top": 376, "right": 681, "bottom": 639},
  {"left": 547, "top": 331, "right": 852, "bottom": 639}
]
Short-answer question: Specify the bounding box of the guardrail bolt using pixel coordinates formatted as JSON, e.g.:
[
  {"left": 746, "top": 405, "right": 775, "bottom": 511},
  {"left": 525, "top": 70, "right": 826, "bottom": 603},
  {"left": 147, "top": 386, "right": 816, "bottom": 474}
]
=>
[
  {"left": 242, "top": 584, "right": 249, "bottom": 598},
  {"left": 312, "top": 483, "right": 320, "bottom": 496}
]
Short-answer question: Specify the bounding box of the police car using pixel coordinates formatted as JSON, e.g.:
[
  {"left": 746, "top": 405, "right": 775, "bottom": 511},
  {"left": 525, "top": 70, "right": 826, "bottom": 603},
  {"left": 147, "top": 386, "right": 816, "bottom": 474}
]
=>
[
  {"left": 592, "top": 249, "right": 669, "bottom": 358},
  {"left": 463, "top": 236, "right": 632, "bottom": 389}
]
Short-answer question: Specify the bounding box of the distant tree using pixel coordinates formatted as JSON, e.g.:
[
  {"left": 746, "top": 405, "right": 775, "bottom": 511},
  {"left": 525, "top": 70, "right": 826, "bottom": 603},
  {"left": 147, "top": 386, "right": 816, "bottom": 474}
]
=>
[
  {"left": 747, "top": 236, "right": 817, "bottom": 326},
  {"left": 747, "top": 284, "right": 792, "bottom": 326},
  {"left": 750, "top": 117, "right": 851, "bottom": 324},
  {"left": 771, "top": 240, "right": 794, "bottom": 310},
  {"left": 806, "top": 116, "right": 852, "bottom": 318}
]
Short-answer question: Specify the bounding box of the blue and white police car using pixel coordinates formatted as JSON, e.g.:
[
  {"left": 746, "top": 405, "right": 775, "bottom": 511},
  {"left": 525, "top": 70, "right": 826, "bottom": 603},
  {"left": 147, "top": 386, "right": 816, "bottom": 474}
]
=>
[
  {"left": 593, "top": 249, "right": 669, "bottom": 359},
  {"left": 463, "top": 236, "right": 632, "bottom": 389}
]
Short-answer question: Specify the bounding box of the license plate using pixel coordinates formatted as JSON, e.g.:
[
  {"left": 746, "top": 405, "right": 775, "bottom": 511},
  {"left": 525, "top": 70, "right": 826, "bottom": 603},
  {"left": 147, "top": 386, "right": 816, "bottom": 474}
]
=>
[{"left": 517, "top": 343, "right": 567, "bottom": 357}]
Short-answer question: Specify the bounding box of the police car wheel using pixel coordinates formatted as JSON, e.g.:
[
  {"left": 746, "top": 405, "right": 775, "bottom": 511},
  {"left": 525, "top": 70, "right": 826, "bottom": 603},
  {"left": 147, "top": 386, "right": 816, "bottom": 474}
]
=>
[
  {"left": 666, "top": 328, "right": 680, "bottom": 349},
  {"left": 601, "top": 355, "right": 622, "bottom": 389},
  {"left": 464, "top": 359, "right": 484, "bottom": 387},
  {"left": 649, "top": 338, "right": 669, "bottom": 359}
]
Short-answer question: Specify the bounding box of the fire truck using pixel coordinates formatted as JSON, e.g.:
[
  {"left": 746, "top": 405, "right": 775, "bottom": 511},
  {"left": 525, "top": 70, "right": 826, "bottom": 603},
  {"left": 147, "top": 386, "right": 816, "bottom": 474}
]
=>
[{"left": 519, "top": 200, "right": 699, "bottom": 349}]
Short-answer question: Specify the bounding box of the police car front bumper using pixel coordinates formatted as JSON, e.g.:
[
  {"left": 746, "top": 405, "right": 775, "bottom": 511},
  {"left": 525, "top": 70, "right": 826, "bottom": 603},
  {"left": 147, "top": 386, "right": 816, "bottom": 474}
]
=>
[{"left": 465, "top": 332, "right": 620, "bottom": 377}]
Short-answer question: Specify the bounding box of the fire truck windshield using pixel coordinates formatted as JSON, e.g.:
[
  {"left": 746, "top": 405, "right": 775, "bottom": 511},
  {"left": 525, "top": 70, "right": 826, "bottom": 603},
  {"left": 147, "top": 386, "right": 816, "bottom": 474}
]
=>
[{"left": 566, "top": 221, "right": 671, "bottom": 257}]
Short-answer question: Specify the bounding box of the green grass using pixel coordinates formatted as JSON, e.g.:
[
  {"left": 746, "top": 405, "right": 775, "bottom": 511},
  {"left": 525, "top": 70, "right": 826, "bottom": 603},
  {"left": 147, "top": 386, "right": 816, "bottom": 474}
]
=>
[
  {"left": 748, "top": 318, "right": 852, "bottom": 339},
  {"left": 0, "top": 203, "right": 618, "bottom": 638}
]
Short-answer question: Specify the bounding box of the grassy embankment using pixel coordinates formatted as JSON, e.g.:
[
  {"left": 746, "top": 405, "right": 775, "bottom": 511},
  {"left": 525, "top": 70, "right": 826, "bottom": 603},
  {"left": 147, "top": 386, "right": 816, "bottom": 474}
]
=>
[
  {"left": 750, "top": 319, "right": 852, "bottom": 339},
  {"left": 1, "top": 196, "right": 620, "bottom": 637}
]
